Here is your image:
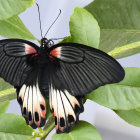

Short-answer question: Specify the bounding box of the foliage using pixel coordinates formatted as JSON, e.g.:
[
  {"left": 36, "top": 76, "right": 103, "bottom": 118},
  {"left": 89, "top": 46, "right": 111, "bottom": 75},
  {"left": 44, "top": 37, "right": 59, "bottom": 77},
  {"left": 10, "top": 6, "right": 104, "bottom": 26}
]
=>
[
  {"left": 85, "top": 0, "right": 140, "bottom": 58},
  {"left": 0, "top": 16, "right": 37, "bottom": 40},
  {"left": 0, "top": 101, "right": 9, "bottom": 113},
  {"left": 0, "top": 0, "right": 34, "bottom": 20},
  {"left": 0, "top": 113, "right": 34, "bottom": 140},
  {"left": 86, "top": 67, "right": 140, "bottom": 110},
  {"left": 0, "top": 0, "right": 140, "bottom": 140},
  {"left": 52, "top": 121, "right": 102, "bottom": 140},
  {"left": 69, "top": 7, "right": 100, "bottom": 48}
]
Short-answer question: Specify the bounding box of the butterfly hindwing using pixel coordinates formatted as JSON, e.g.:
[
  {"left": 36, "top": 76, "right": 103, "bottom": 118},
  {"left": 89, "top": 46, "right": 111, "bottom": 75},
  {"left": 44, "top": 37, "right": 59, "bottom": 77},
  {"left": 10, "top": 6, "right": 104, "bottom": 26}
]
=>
[
  {"left": 49, "top": 43, "right": 125, "bottom": 96},
  {"left": 17, "top": 69, "right": 47, "bottom": 128},
  {"left": 48, "top": 67, "right": 84, "bottom": 133}
]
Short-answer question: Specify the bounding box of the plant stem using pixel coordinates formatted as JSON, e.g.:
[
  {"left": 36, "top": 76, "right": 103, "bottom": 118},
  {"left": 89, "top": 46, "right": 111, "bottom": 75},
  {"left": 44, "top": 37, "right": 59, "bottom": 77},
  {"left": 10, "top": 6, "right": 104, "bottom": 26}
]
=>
[{"left": 40, "top": 117, "right": 55, "bottom": 140}]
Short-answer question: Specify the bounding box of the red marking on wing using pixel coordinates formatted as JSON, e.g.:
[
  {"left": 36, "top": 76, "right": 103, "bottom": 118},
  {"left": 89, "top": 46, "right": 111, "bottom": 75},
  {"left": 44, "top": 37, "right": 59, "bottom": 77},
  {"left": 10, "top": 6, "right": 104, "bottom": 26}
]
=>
[
  {"left": 40, "top": 102, "right": 46, "bottom": 118},
  {"left": 25, "top": 44, "right": 37, "bottom": 55},
  {"left": 50, "top": 47, "right": 61, "bottom": 58}
]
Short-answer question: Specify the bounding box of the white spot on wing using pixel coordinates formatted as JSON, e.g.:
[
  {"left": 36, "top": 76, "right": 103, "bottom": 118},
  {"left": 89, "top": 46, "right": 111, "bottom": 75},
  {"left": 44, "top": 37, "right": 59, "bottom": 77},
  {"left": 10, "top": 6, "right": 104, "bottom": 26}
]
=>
[
  {"left": 19, "top": 84, "right": 26, "bottom": 99},
  {"left": 28, "top": 86, "right": 32, "bottom": 112},
  {"left": 23, "top": 86, "right": 29, "bottom": 110},
  {"left": 49, "top": 84, "right": 77, "bottom": 122},
  {"left": 60, "top": 90, "right": 76, "bottom": 120},
  {"left": 65, "top": 90, "right": 80, "bottom": 107}
]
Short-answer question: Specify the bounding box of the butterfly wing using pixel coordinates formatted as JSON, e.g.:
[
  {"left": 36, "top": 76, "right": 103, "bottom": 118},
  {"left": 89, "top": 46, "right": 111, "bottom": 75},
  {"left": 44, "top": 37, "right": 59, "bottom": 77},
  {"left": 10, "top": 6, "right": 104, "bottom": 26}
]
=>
[
  {"left": 17, "top": 69, "right": 46, "bottom": 129},
  {"left": 0, "top": 39, "right": 38, "bottom": 86},
  {"left": 49, "top": 43, "right": 125, "bottom": 96},
  {"left": 49, "top": 77, "right": 84, "bottom": 133},
  {"left": 0, "top": 39, "right": 46, "bottom": 128},
  {"left": 46, "top": 43, "right": 125, "bottom": 133}
]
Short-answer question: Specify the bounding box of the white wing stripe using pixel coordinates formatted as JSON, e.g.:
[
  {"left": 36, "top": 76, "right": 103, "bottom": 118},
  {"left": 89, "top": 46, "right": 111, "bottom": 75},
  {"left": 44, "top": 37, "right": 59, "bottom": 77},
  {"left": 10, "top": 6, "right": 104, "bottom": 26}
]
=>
[{"left": 18, "top": 82, "right": 46, "bottom": 128}]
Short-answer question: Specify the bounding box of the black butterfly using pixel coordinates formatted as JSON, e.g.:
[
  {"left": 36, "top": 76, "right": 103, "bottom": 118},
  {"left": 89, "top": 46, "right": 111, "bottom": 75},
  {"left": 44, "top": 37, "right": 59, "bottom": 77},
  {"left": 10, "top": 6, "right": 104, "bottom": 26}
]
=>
[{"left": 0, "top": 37, "right": 125, "bottom": 133}]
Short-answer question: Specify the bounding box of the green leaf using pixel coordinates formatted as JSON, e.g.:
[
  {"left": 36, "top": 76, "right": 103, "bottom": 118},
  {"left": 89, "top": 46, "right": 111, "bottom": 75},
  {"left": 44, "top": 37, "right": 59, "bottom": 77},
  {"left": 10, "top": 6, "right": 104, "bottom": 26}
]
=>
[
  {"left": 0, "top": 16, "right": 37, "bottom": 40},
  {"left": 85, "top": 0, "right": 140, "bottom": 57},
  {"left": 86, "top": 67, "right": 140, "bottom": 110},
  {"left": 0, "top": 88, "right": 16, "bottom": 102},
  {"left": 69, "top": 7, "right": 100, "bottom": 48},
  {"left": 0, "top": 78, "right": 12, "bottom": 91},
  {"left": 0, "top": 0, "right": 34, "bottom": 20},
  {"left": 0, "top": 78, "right": 16, "bottom": 102},
  {"left": 115, "top": 109, "right": 140, "bottom": 127},
  {"left": 60, "top": 36, "right": 72, "bottom": 43},
  {"left": 52, "top": 121, "right": 102, "bottom": 140},
  {"left": 0, "top": 113, "right": 34, "bottom": 140},
  {"left": 0, "top": 101, "right": 10, "bottom": 113}
]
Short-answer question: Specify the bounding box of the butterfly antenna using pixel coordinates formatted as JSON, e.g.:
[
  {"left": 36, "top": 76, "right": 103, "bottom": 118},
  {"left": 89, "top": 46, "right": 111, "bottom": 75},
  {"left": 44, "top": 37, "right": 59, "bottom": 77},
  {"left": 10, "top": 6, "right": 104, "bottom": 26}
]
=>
[
  {"left": 36, "top": 3, "right": 43, "bottom": 38},
  {"left": 44, "top": 9, "right": 61, "bottom": 38}
]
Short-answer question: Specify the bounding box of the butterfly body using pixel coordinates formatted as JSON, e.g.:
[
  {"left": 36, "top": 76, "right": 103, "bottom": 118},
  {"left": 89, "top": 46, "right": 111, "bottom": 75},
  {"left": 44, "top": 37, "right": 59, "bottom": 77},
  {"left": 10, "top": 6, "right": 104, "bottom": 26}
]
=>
[{"left": 0, "top": 38, "right": 125, "bottom": 133}]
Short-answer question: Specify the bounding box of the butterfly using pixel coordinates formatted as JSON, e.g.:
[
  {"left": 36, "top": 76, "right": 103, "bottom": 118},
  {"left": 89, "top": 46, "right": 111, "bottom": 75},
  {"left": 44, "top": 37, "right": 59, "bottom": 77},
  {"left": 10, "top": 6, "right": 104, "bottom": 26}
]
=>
[{"left": 0, "top": 37, "right": 125, "bottom": 133}]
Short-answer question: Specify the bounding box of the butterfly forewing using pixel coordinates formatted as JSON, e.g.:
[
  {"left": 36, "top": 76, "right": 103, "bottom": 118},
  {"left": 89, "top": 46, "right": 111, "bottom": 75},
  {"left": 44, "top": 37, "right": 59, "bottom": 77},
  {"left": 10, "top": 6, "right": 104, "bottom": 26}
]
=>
[
  {"left": 50, "top": 45, "right": 84, "bottom": 62},
  {"left": 0, "top": 39, "right": 39, "bottom": 86},
  {"left": 49, "top": 43, "right": 125, "bottom": 96}
]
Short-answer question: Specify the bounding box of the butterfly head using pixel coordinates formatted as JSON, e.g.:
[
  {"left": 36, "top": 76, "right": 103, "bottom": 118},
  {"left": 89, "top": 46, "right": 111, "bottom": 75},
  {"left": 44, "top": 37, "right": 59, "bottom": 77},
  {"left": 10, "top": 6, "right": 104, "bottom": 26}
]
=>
[{"left": 41, "top": 38, "right": 54, "bottom": 48}]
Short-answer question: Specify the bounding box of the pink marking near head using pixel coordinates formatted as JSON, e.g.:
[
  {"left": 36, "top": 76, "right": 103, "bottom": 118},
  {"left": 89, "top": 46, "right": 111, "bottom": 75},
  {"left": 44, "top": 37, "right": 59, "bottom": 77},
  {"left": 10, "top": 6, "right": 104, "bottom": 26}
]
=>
[
  {"left": 50, "top": 47, "right": 61, "bottom": 58},
  {"left": 25, "top": 44, "right": 37, "bottom": 55}
]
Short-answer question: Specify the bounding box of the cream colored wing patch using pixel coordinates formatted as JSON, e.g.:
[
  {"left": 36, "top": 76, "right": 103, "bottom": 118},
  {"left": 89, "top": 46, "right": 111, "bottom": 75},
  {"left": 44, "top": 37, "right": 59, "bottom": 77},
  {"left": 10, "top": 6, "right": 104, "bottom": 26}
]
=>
[
  {"left": 49, "top": 83, "right": 84, "bottom": 133},
  {"left": 17, "top": 82, "right": 46, "bottom": 128}
]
